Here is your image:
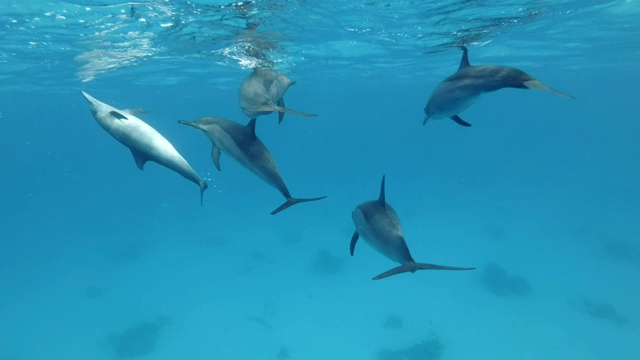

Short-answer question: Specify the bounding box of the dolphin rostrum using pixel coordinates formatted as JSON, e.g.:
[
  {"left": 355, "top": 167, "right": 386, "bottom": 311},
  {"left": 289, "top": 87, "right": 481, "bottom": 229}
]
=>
[
  {"left": 424, "top": 46, "right": 574, "bottom": 127},
  {"left": 239, "top": 68, "right": 318, "bottom": 124},
  {"left": 81, "top": 91, "right": 208, "bottom": 204},
  {"left": 178, "top": 116, "right": 326, "bottom": 214},
  {"left": 351, "top": 175, "right": 475, "bottom": 280}
]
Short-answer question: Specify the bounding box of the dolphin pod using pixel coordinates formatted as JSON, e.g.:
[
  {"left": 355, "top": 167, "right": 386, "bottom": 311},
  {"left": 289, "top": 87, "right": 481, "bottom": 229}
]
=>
[
  {"left": 82, "top": 46, "right": 572, "bottom": 279},
  {"left": 424, "top": 46, "right": 574, "bottom": 127}
]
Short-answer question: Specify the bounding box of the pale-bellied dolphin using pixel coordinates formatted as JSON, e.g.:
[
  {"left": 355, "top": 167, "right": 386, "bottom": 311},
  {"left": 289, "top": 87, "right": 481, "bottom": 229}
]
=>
[
  {"left": 239, "top": 68, "right": 318, "bottom": 124},
  {"left": 350, "top": 175, "right": 474, "bottom": 280},
  {"left": 424, "top": 46, "right": 574, "bottom": 127},
  {"left": 81, "top": 91, "right": 208, "bottom": 204},
  {"left": 178, "top": 116, "right": 326, "bottom": 214}
]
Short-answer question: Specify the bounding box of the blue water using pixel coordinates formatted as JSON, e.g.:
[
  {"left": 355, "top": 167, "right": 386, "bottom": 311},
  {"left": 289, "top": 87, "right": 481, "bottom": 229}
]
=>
[{"left": 1, "top": 1, "right": 639, "bottom": 359}]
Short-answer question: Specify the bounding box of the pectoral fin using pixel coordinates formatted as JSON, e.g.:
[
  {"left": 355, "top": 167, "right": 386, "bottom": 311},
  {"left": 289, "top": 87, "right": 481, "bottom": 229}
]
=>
[
  {"left": 211, "top": 146, "right": 221, "bottom": 171},
  {"left": 110, "top": 111, "right": 129, "bottom": 120},
  {"left": 130, "top": 148, "right": 150, "bottom": 170},
  {"left": 350, "top": 231, "right": 359, "bottom": 256},
  {"left": 277, "top": 99, "right": 286, "bottom": 124},
  {"left": 450, "top": 115, "right": 472, "bottom": 127}
]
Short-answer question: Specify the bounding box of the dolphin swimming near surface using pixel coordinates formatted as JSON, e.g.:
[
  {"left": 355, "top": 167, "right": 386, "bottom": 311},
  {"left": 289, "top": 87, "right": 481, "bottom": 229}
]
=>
[
  {"left": 178, "top": 116, "right": 326, "bottom": 214},
  {"left": 424, "top": 46, "right": 574, "bottom": 127},
  {"left": 81, "top": 91, "right": 208, "bottom": 204},
  {"left": 239, "top": 68, "right": 318, "bottom": 124},
  {"left": 350, "top": 175, "right": 475, "bottom": 280}
]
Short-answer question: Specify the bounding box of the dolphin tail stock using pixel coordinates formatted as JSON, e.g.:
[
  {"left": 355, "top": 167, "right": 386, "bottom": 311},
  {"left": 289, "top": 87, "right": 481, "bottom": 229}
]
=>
[
  {"left": 372, "top": 262, "right": 476, "bottom": 280},
  {"left": 270, "top": 195, "right": 328, "bottom": 215},
  {"left": 522, "top": 79, "right": 575, "bottom": 99}
]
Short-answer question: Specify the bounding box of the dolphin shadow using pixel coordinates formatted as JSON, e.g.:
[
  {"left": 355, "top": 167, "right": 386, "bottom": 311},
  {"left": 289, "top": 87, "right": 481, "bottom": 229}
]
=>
[
  {"left": 106, "top": 316, "right": 172, "bottom": 359},
  {"left": 479, "top": 263, "right": 532, "bottom": 297},
  {"left": 581, "top": 299, "right": 628, "bottom": 328},
  {"left": 377, "top": 338, "right": 445, "bottom": 360},
  {"left": 310, "top": 248, "right": 346, "bottom": 277}
]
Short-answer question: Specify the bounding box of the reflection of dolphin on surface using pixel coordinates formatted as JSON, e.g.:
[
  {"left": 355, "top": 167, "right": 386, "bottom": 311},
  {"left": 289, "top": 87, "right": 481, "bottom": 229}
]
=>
[
  {"left": 239, "top": 68, "right": 318, "bottom": 124},
  {"left": 350, "top": 175, "right": 475, "bottom": 280},
  {"left": 179, "top": 116, "right": 326, "bottom": 215},
  {"left": 80, "top": 91, "right": 208, "bottom": 204},
  {"left": 424, "top": 46, "right": 574, "bottom": 127}
]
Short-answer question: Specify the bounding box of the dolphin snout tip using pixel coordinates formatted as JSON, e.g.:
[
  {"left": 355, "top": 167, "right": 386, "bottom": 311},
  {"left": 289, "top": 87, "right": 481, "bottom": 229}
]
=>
[{"left": 80, "top": 91, "right": 99, "bottom": 107}]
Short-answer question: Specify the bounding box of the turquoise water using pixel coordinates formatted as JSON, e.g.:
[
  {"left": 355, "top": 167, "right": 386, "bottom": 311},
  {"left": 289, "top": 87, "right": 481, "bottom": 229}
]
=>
[{"left": 1, "top": 1, "right": 639, "bottom": 359}]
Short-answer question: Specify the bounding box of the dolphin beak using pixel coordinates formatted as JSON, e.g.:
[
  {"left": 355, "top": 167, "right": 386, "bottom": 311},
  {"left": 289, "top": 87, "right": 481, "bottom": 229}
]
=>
[
  {"left": 178, "top": 120, "right": 203, "bottom": 131},
  {"left": 81, "top": 91, "right": 100, "bottom": 112}
]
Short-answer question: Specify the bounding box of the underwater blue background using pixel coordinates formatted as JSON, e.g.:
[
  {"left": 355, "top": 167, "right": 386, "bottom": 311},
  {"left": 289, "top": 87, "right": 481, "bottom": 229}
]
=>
[{"left": 0, "top": 1, "right": 639, "bottom": 359}]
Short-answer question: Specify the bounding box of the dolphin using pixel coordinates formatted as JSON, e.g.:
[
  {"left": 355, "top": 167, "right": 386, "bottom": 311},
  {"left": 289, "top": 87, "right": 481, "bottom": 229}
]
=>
[
  {"left": 81, "top": 91, "right": 208, "bottom": 204},
  {"left": 178, "top": 116, "right": 326, "bottom": 214},
  {"left": 424, "top": 46, "right": 574, "bottom": 127},
  {"left": 350, "top": 175, "right": 475, "bottom": 280},
  {"left": 239, "top": 68, "right": 318, "bottom": 124}
]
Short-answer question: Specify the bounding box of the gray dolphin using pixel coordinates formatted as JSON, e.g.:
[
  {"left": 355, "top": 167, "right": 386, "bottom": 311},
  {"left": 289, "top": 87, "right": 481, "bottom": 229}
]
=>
[
  {"left": 81, "top": 91, "right": 208, "bottom": 204},
  {"left": 239, "top": 68, "right": 318, "bottom": 124},
  {"left": 178, "top": 116, "right": 326, "bottom": 214},
  {"left": 424, "top": 46, "right": 574, "bottom": 127},
  {"left": 351, "top": 175, "right": 475, "bottom": 280}
]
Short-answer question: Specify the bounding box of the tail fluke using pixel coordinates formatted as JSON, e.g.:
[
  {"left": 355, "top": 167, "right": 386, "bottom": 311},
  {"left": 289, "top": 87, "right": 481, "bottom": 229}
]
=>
[
  {"left": 272, "top": 105, "right": 319, "bottom": 121},
  {"left": 523, "top": 79, "right": 575, "bottom": 99},
  {"left": 271, "top": 196, "right": 327, "bottom": 215},
  {"left": 199, "top": 181, "right": 208, "bottom": 206},
  {"left": 373, "top": 261, "right": 475, "bottom": 280}
]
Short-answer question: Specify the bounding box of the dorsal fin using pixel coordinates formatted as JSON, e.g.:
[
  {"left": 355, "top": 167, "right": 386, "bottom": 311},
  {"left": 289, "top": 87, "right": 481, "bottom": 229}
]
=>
[
  {"left": 458, "top": 46, "right": 470, "bottom": 69},
  {"left": 246, "top": 118, "right": 257, "bottom": 135},
  {"left": 378, "top": 175, "right": 386, "bottom": 204}
]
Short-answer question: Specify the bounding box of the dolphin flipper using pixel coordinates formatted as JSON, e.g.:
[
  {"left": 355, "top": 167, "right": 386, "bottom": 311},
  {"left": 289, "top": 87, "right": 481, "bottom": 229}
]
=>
[
  {"left": 211, "top": 146, "right": 222, "bottom": 171},
  {"left": 271, "top": 196, "right": 328, "bottom": 215},
  {"left": 110, "top": 111, "right": 129, "bottom": 120},
  {"left": 130, "top": 148, "right": 150, "bottom": 170},
  {"left": 373, "top": 262, "right": 475, "bottom": 280},
  {"left": 450, "top": 115, "right": 472, "bottom": 127},
  {"left": 350, "top": 231, "right": 360, "bottom": 256},
  {"left": 277, "top": 99, "right": 286, "bottom": 124}
]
